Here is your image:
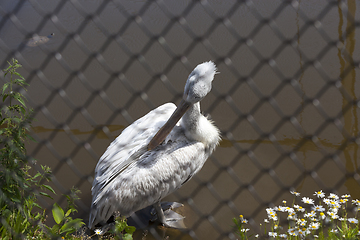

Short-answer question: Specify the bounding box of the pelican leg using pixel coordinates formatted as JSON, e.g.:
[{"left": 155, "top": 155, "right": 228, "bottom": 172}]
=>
[{"left": 152, "top": 201, "right": 186, "bottom": 229}]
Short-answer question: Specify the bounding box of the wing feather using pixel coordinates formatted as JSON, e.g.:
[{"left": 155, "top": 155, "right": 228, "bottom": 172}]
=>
[{"left": 89, "top": 103, "right": 177, "bottom": 227}]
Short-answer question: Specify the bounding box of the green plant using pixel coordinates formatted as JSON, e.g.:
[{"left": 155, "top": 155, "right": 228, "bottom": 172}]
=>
[
  {"left": 113, "top": 216, "right": 136, "bottom": 240},
  {"left": 0, "top": 59, "right": 56, "bottom": 239},
  {"left": 0, "top": 59, "right": 135, "bottom": 239},
  {"left": 47, "top": 188, "right": 85, "bottom": 238}
]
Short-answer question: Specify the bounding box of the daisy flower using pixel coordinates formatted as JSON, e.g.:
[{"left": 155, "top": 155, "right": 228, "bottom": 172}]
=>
[
  {"left": 339, "top": 198, "right": 348, "bottom": 204},
  {"left": 342, "top": 194, "right": 351, "bottom": 198},
  {"left": 309, "top": 222, "right": 320, "bottom": 230},
  {"left": 269, "top": 232, "right": 277, "bottom": 237},
  {"left": 352, "top": 199, "right": 360, "bottom": 206},
  {"left": 94, "top": 229, "right": 103, "bottom": 235},
  {"left": 288, "top": 228, "right": 299, "bottom": 236},
  {"left": 304, "top": 211, "right": 316, "bottom": 218},
  {"left": 298, "top": 227, "right": 310, "bottom": 237},
  {"left": 266, "top": 208, "right": 278, "bottom": 221},
  {"left": 328, "top": 193, "right": 339, "bottom": 200},
  {"left": 348, "top": 218, "right": 359, "bottom": 224},
  {"left": 327, "top": 211, "right": 339, "bottom": 219},
  {"left": 314, "top": 190, "right": 325, "bottom": 198},
  {"left": 297, "top": 218, "right": 307, "bottom": 226},
  {"left": 302, "top": 197, "right": 314, "bottom": 205},
  {"left": 241, "top": 228, "right": 250, "bottom": 232},
  {"left": 278, "top": 206, "right": 287, "bottom": 212},
  {"left": 287, "top": 211, "right": 298, "bottom": 220},
  {"left": 290, "top": 190, "right": 300, "bottom": 197},
  {"left": 311, "top": 205, "right": 325, "bottom": 212},
  {"left": 279, "top": 234, "right": 287, "bottom": 238},
  {"left": 294, "top": 204, "right": 305, "bottom": 212}
]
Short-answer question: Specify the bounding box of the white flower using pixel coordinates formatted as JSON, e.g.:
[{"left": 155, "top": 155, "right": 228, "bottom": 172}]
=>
[
  {"left": 302, "top": 197, "right": 314, "bottom": 205},
  {"left": 287, "top": 212, "right": 298, "bottom": 220},
  {"left": 266, "top": 208, "right": 278, "bottom": 221},
  {"left": 241, "top": 228, "right": 250, "bottom": 232},
  {"left": 330, "top": 229, "right": 338, "bottom": 233},
  {"left": 342, "top": 194, "right": 351, "bottom": 198},
  {"left": 94, "top": 229, "right": 103, "bottom": 235},
  {"left": 314, "top": 190, "right": 325, "bottom": 198},
  {"left": 327, "top": 211, "right": 339, "bottom": 219},
  {"left": 339, "top": 198, "right": 348, "bottom": 204},
  {"left": 311, "top": 205, "right": 325, "bottom": 212},
  {"left": 288, "top": 228, "right": 299, "bottom": 236},
  {"left": 304, "top": 211, "right": 316, "bottom": 218},
  {"left": 279, "top": 234, "right": 287, "bottom": 238},
  {"left": 266, "top": 208, "right": 276, "bottom": 215},
  {"left": 269, "top": 232, "right": 277, "bottom": 237},
  {"left": 264, "top": 219, "right": 269, "bottom": 223},
  {"left": 255, "top": 234, "right": 259, "bottom": 238},
  {"left": 278, "top": 206, "right": 287, "bottom": 212},
  {"left": 328, "top": 200, "right": 340, "bottom": 208},
  {"left": 348, "top": 218, "right": 359, "bottom": 224},
  {"left": 294, "top": 205, "right": 305, "bottom": 212},
  {"left": 298, "top": 227, "right": 310, "bottom": 237},
  {"left": 352, "top": 199, "right": 360, "bottom": 206},
  {"left": 290, "top": 190, "right": 300, "bottom": 196},
  {"left": 297, "top": 218, "right": 307, "bottom": 226},
  {"left": 328, "top": 193, "right": 339, "bottom": 200},
  {"left": 309, "top": 222, "right": 320, "bottom": 230}
]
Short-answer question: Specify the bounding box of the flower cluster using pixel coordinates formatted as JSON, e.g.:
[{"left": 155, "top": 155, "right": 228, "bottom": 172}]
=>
[{"left": 234, "top": 191, "right": 360, "bottom": 239}]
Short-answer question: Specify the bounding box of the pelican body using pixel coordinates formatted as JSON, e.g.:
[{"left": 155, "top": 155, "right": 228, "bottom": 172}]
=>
[{"left": 89, "top": 61, "right": 220, "bottom": 229}]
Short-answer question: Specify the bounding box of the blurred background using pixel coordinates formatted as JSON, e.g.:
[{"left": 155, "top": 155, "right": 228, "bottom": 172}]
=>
[{"left": 1, "top": 0, "right": 360, "bottom": 239}]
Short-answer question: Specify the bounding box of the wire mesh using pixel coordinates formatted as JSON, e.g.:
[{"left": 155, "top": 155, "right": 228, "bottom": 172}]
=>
[{"left": 1, "top": 0, "right": 360, "bottom": 239}]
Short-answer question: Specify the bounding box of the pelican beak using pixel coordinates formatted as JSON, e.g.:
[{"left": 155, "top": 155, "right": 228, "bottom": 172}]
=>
[{"left": 148, "top": 100, "right": 191, "bottom": 151}]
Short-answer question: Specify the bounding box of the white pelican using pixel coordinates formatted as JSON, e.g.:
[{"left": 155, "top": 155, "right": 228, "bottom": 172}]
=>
[{"left": 89, "top": 61, "right": 220, "bottom": 229}]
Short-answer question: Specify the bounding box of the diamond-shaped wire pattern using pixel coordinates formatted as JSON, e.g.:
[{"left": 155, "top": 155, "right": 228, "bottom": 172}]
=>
[{"left": 1, "top": 0, "right": 360, "bottom": 239}]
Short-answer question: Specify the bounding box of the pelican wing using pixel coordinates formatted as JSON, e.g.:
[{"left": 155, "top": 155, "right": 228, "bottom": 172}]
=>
[{"left": 91, "top": 103, "right": 177, "bottom": 204}]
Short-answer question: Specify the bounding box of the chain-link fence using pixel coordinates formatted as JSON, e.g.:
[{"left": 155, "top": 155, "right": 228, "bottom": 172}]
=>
[{"left": 1, "top": 0, "right": 360, "bottom": 239}]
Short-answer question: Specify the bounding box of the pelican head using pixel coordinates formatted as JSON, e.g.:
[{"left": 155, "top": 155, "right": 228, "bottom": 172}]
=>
[
  {"left": 183, "top": 61, "right": 217, "bottom": 104},
  {"left": 148, "top": 61, "right": 217, "bottom": 150}
]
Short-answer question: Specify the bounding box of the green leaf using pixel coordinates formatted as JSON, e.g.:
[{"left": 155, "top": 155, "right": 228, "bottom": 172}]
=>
[
  {"left": 115, "top": 220, "right": 127, "bottom": 232},
  {"left": 60, "top": 218, "right": 84, "bottom": 234},
  {"left": 13, "top": 94, "right": 26, "bottom": 107},
  {"left": 2, "top": 94, "right": 8, "bottom": 102},
  {"left": 2, "top": 83, "right": 9, "bottom": 94},
  {"left": 33, "top": 202, "right": 42, "bottom": 210},
  {"left": 32, "top": 172, "right": 42, "bottom": 179},
  {"left": 65, "top": 209, "right": 72, "bottom": 217},
  {"left": 51, "top": 224, "right": 60, "bottom": 233},
  {"left": 123, "top": 233, "right": 133, "bottom": 240},
  {"left": 39, "top": 191, "right": 53, "bottom": 199},
  {"left": 125, "top": 225, "right": 136, "bottom": 234},
  {"left": 42, "top": 184, "right": 56, "bottom": 194},
  {"left": 52, "top": 203, "right": 64, "bottom": 224}
]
